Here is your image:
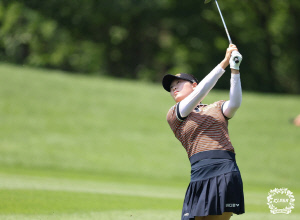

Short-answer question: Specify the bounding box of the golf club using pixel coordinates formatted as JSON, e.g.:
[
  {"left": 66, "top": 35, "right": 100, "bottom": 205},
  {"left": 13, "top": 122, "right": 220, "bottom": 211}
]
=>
[{"left": 204, "top": 0, "right": 239, "bottom": 63}]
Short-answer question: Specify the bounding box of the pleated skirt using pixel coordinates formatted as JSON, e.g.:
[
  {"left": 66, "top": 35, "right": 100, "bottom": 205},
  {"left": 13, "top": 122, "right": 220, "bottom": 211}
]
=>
[{"left": 181, "top": 150, "right": 245, "bottom": 219}]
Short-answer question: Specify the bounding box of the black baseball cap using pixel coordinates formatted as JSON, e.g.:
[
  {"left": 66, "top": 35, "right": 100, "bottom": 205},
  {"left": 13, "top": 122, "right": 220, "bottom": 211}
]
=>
[{"left": 162, "top": 73, "right": 199, "bottom": 92}]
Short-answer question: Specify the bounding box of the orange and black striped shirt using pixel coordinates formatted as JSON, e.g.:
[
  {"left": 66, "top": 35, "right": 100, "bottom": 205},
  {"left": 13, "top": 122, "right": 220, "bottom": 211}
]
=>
[{"left": 167, "top": 100, "right": 235, "bottom": 158}]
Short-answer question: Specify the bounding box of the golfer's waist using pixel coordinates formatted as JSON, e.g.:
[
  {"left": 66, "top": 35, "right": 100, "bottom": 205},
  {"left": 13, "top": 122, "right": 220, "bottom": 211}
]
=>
[
  {"left": 190, "top": 158, "right": 239, "bottom": 182},
  {"left": 189, "top": 150, "right": 236, "bottom": 165}
]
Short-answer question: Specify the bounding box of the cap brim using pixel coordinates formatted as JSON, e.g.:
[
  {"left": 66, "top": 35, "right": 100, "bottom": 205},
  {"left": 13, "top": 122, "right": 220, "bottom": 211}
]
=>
[{"left": 162, "top": 74, "right": 181, "bottom": 92}]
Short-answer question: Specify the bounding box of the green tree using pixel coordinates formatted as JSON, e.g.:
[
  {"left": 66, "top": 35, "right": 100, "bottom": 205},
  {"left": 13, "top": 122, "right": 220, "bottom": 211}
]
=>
[{"left": 0, "top": 0, "right": 299, "bottom": 93}]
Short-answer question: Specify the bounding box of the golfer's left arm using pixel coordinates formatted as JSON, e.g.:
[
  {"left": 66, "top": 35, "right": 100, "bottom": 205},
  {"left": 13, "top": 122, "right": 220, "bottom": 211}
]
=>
[
  {"left": 222, "top": 51, "right": 243, "bottom": 119},
  {"left": 222, "top": 71, "right": 242, "bottom": 119}
]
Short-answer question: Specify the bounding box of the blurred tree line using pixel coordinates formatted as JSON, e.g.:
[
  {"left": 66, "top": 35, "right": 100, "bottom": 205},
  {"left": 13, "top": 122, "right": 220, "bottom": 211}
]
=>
[{"left": 0, "top": 0, "right": 299, "bottom": 93}]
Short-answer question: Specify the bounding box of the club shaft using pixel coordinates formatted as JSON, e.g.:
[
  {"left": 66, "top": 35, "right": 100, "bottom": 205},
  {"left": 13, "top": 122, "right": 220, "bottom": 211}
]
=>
[{"left": 214, "top": 0, "right": 232, "bottom": 44}]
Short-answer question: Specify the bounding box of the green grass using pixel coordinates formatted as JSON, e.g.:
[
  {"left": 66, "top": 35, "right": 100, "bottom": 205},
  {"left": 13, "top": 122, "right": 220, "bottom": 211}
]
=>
[
  {"left": 0, "top": 63, "right": 299, "bottom": 219},
  {"left": 0, "top": 189, "right": 182, "bottom": 214}
]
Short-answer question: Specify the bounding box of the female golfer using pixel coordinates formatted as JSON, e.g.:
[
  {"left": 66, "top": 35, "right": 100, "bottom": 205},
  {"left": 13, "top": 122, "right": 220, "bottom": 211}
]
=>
[{"left": 162, "top": 44, "right": 244, "bottom": 220}]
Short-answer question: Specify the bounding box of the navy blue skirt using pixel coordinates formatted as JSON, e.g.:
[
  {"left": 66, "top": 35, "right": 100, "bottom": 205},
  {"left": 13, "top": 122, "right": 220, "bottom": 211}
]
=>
[{"left": 182, "top": 150, "right": 245, "bottom": 219}]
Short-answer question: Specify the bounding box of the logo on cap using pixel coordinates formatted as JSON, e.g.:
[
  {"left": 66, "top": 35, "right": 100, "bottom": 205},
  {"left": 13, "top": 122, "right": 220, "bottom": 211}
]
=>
[{"left": 175, "top": 74, "right": 181, "bottom": 77}]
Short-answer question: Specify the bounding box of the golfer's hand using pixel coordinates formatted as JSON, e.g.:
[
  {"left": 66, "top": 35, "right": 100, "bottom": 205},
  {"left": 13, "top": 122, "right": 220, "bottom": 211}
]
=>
[
  {"left": 220, "top": 44, "right": 239, "bottom": 69},
  {"left": 230, "top": 50, "right": 242, "bottom": 71}
]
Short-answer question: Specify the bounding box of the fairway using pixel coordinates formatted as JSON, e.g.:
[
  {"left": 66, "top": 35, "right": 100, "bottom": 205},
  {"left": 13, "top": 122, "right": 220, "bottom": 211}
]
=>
[{"left": 0, "top": 63, "right": 299, "bottom": 219}]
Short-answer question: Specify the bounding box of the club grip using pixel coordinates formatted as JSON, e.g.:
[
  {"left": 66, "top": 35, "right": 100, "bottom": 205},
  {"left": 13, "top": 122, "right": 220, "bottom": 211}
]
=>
[{"left": 234, "top": 57, "right": 239, "bottom": 63}]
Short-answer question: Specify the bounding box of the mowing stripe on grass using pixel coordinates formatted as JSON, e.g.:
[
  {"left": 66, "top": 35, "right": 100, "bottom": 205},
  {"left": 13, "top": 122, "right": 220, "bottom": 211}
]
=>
[
  {"left": 0, "top": 173, "right": 184, "bottom": 199},
  {"left": 0, "top": 189, "right": 182, "bottom": 214},
  {"left": 2, "top": 173, "right": 298, "bottom": 214}
]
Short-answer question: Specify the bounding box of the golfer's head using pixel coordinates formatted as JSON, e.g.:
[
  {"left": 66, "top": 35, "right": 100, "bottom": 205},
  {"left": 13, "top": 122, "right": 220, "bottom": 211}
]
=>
[{"left": 162, "top": 73, "right": 198, "bottom": 103}]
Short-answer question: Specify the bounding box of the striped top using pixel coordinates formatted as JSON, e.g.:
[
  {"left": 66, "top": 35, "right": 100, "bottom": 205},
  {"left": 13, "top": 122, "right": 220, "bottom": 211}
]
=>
[{"left": 167, "top": 100, "right": 235, "bottom": 158}]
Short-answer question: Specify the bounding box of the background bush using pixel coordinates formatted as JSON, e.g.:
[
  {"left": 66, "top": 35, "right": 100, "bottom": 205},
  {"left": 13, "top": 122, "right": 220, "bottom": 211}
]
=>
[{"left": 0, "top": 0, "right": 299, "bottom": 93}]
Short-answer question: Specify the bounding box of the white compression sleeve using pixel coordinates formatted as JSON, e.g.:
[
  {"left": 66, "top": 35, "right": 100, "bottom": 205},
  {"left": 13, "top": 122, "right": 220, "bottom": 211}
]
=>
[
  {"left": 222, "top": 74, "right": 242, "bottom": 119},
  {"left": 179, "top": 65, "right": 225, "bottom": 118}
]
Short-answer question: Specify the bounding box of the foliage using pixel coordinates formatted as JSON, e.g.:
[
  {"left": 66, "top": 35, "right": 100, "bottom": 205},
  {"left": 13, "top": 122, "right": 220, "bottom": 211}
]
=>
[
  {"left": 0, "top": 2, "right": 103, "bottom": 73},
  {"left": 0, "top": 0, "right": 299, "bottom": 93}
]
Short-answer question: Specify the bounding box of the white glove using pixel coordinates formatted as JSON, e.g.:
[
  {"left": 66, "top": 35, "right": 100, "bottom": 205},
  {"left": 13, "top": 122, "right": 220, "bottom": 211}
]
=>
[{"left": 230, "top": 51, "right": 243, "bottom": 70}]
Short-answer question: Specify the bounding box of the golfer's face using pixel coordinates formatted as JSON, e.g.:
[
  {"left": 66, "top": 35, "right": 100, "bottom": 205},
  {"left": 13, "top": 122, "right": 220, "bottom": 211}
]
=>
[{"left": 170, "top": 79, "right": 195, "bottom": 103}]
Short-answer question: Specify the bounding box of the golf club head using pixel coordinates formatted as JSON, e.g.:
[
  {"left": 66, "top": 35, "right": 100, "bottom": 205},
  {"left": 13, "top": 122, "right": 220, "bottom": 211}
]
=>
[{"left": 204, "top": 0, "right": 212, "bottom": 4}]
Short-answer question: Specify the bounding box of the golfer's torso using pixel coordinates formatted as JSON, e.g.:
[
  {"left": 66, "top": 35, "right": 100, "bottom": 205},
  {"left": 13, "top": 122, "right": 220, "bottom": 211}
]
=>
[{"left": 172, "top": 100, "right": 235, "bottom": 158}]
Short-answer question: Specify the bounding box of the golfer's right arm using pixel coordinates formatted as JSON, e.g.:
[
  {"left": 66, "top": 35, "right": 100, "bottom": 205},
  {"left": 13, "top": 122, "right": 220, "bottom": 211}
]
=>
[
  {"left": 178, "top": 65, "right": 225, "bottom": 117},
  {"left": 179, "top": 45, "right": 238, "bottom": 118}
]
